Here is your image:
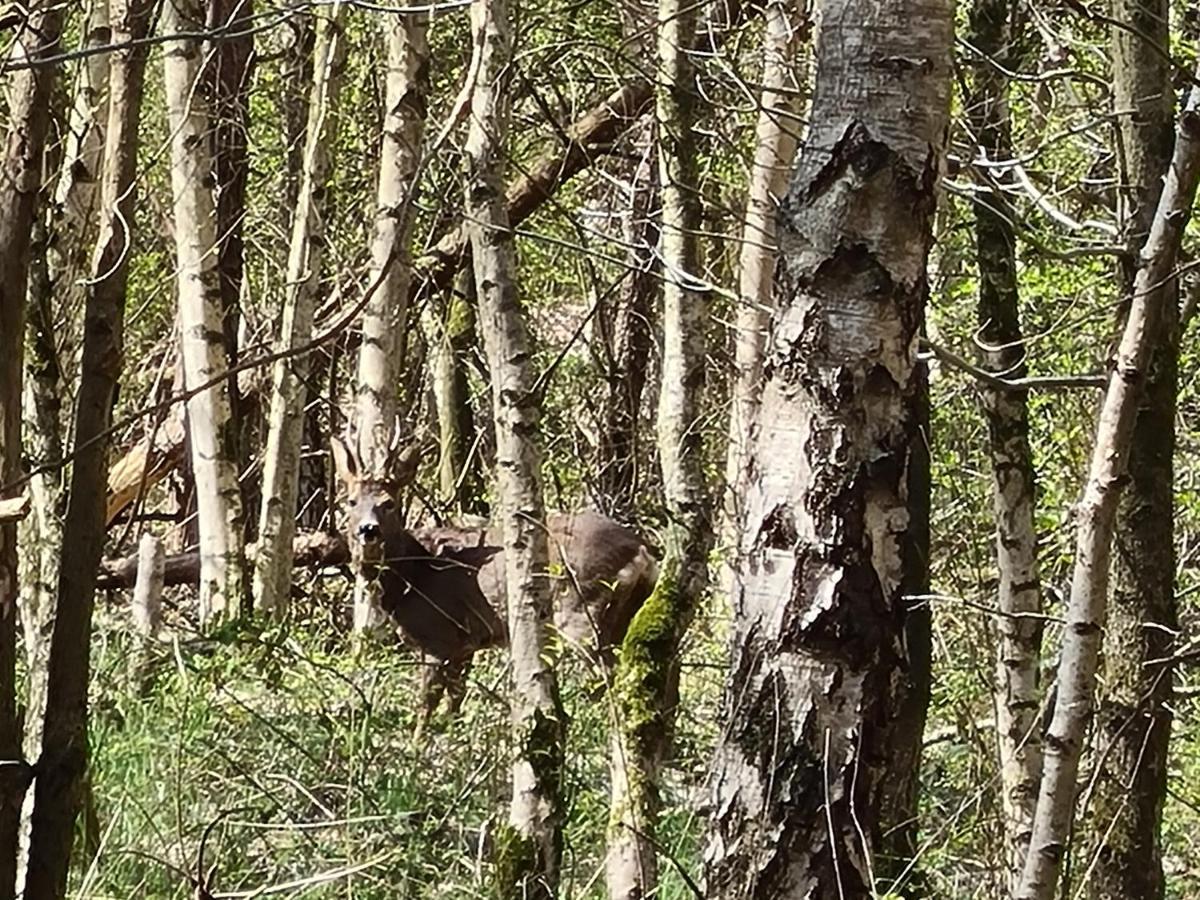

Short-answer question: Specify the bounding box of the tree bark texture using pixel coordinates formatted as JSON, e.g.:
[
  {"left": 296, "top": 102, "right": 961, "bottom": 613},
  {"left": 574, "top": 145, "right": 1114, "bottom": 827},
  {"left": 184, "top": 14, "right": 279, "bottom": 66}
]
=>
[
  {"left": 1016, "top": 73, "right": 1200, "bottom": 900},
  {"left": 207, "top": 0, "right": 254, "bottom": 403},
  {"left": 24, "top": 0, "right": 158, "bottom": 895},
  {"left": 253, "top": 4, "right": 346, "bottom": 616},
  {"left": 351, "top": 2, "right": 430, "bottom": 631},
  {"left": 1086, "top": 0, "right": 1176, "bottom": 895},
  {"left": 428, "top": 269, "right": 486, "bottom": 514},
  {"left": 0, "top": 3, "right": 65, "bottom": 897},
  {"left": 464, "top": 0, "right": 564, "bottom": 893},
  {"left": 704, "top": 0, "right": 953, "bottom": 894},
  {"left": 606, "top": 1, "right": 712, "bottom": 896},
  {"left": 163, "top": 0, "right": 247, "bottom": 624},
  {"left": 963, "top": 0, "right": 1044, "bottom": 886},
  {"left": 722, "top": 0, "right": 803, "bottom": 552}
]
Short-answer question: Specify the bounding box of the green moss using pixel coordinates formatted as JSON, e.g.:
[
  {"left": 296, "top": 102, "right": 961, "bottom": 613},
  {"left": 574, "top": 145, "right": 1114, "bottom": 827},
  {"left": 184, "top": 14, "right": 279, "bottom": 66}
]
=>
[{"left": 490, "top": 821, "right": 543, "bottom": 899}]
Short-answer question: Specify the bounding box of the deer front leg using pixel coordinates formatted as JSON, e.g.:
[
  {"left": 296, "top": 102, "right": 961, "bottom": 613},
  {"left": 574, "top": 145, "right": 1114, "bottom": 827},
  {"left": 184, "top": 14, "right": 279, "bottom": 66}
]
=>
[{"left": 416, "top": 653, "right": 447, "bottom": 739}]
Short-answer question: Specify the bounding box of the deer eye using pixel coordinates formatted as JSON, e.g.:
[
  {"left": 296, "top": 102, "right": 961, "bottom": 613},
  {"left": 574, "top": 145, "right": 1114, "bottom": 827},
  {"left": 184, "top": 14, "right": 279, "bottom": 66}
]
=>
[{"left": 378, "top": 499, "right": 395, "bottom": 513}]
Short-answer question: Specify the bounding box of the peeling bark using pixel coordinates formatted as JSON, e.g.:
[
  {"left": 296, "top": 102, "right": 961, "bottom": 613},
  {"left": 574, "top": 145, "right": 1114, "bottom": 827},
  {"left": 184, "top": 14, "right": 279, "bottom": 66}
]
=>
[
  {"left": 704, "top": 0, "right": 953, "bottom": 893},
  {"left": 722, "top": 0, "right": 804, "bottom": 551}
]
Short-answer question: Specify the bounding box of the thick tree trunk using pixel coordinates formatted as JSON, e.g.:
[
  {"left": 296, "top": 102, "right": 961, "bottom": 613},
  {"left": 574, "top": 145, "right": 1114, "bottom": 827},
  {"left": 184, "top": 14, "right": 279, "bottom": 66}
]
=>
[
  {"left": 1086, "top": 0, "right": 1176, "bottom": 896},
  {"left": 163, "top": 0, "right": 246, "bottom": 625},
  {"left": 0, "top": 3, "right": 65, "bottom": 896},
  {"left": 605, "top": 1, "right": 711, "bottom": 896},
  {"left": 24, "top": 0, "right": 158, "bottom": 894},
  {"left": 964, "top": 0, "right": 1044, "bottom": 886},
  {"left": 703, "top": 0, "right": 953, "bottom": 894},
  {"left": 254, "top": 5, "right": 346, "bottom": 616},
  {"left": 722, "top": 0, "right": 802, "bottom": 549},
  {"left": 1016, "top": 73, "right": 1200, "bottom": 900},
  {"left": 351, "top": 2, "right": 430, "bottom": 631},
  {"left": 464, "top": 0, "right": 564, "bottom": 893}
]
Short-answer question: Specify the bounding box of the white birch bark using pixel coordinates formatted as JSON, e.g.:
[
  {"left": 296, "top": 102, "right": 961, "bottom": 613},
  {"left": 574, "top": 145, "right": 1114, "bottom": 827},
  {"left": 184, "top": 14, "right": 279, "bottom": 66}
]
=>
[
  {"left": 464, "top": 0, "right": 563, "bottom": 890},
  {"left": 163, "top": 0, "right": 246, "bottom": 624},
  {"left": 704, "top": 0, "right": 953, "bottom": 892},
  {"left": 1016, "top": 72, "right": 1200, "bottom": 900},
  {"left": 964, "top": 0, "right": 1043, "bottom": 883},
  {"left": 606, "top": 0, "right": 712, "bottom": 895},
  {"left": 351, "top": 3, "right": 431, "bottom": 631},
  {"left": 722, "top": 0, "right": 803, "bottom": 552},
  {"left": 253, "top": 4, "right": 346, "bottom": 615}
]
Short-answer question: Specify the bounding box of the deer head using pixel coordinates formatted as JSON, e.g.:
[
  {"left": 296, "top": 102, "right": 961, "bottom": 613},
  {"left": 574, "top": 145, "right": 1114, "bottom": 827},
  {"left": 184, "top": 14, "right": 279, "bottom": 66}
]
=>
[{"left": 330, "top": 430, "right": 421, "bottom": 553}]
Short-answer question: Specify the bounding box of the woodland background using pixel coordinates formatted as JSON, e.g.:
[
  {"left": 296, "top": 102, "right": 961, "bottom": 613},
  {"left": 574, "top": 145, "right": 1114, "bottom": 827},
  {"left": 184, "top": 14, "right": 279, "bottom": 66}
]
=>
[{"left": 3, "top": 0, "right": 1200, "bottom": 897}]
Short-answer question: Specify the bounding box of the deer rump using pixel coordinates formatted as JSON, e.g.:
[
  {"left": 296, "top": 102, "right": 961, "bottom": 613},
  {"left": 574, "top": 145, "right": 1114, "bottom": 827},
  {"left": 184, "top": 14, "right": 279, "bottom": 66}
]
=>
[{"left": 381, "top": 510, "right": 659, "bottom": 666}]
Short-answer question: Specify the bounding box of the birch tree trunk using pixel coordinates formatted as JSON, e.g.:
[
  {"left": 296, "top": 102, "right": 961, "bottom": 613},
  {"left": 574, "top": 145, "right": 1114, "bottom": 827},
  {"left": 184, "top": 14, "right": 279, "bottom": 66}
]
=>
[
  {"left": 254, "top": 5, "right": 346, "bottom": 615},
  {"left": 163, "top": 0, "right": 246, "bottom": 625},
  {"left": 1085, "top": 1, "right": 1176, "bottom": 895},
  {"left": 351, "top": 2, "right": 431, "bottom": 631},
  {"left": 1016, "top": 70, "right": 1200, "bottom": 900},
  {"left": 208, "top": 0, "right": 256, "bottom": 517},
  {"left": 722, "top": 0, "right": 802, "bottom": 547},
  {"left": 22, "top": 0, "right": 109, "bottom": 741},
  {"left": 704, "top": 0, "right": 953, "bottom": 893},
  {"left": 464, "top": 0, "right": 564, "bottom": 892},
  {"left": 964, "top": 0, "right": 1044, "bottom": 886},
  {"left": 606, "top": 0, "right": 712, "bottom": 895},
  {"left": 0, "top": 4, "right": 65, "bottom": 895},
  {"left": 24, "top": 0, "right": 158, "bottom": 893}
]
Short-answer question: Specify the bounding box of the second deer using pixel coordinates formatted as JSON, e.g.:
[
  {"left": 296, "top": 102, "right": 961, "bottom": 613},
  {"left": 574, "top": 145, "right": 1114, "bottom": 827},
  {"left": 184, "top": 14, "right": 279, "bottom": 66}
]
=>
[{"left": 331, "top": 434, "right": 659, "bottom": 719}]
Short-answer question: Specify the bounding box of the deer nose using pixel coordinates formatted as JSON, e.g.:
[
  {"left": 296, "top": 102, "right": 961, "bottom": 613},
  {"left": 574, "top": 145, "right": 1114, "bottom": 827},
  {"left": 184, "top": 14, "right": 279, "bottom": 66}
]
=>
[{"left": 357, "top": 522, "right": 382, "bottom": 543}]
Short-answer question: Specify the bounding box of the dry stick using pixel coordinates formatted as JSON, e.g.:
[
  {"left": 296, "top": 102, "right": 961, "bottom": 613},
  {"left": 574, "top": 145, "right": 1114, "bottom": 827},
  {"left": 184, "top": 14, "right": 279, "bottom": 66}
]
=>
[{"left": 1015, "top": 71, "right": 1200, "bottom": 900}]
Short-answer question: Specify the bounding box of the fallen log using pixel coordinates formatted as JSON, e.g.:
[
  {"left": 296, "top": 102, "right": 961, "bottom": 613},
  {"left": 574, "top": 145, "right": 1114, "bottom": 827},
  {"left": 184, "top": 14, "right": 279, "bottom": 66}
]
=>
[{"left": 96, "top": 530, "right": 350, "bottom": 590}]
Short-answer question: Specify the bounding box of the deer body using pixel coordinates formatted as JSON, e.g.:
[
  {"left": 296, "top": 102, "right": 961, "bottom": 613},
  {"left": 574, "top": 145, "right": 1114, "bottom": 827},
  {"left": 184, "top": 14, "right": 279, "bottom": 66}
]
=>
[{"left": 332, "top": 435, "right": 658, "bottom": 718}]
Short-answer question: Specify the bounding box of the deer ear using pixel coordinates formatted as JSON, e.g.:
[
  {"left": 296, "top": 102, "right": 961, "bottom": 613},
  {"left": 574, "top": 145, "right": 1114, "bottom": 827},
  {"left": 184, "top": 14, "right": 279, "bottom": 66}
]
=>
[{"left": 331, "top": 433, "right": 359, "bottom": 487}]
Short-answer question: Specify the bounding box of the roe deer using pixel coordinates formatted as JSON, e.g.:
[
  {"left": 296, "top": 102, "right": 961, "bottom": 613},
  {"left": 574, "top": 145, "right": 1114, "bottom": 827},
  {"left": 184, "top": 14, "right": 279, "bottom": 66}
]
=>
[{"left": 331, "top": 434, "right": 659, "bottom": 720}]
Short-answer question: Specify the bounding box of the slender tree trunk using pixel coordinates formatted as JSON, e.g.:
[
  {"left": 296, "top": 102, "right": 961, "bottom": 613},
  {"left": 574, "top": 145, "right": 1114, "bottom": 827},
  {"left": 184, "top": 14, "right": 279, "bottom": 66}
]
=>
[
  {"left": 593, "top": 124, "right": 657, "bottom": 520},
  {"left": 606, "top": 1, "right": 711, "bottom": 895},
  {"left": 253, "top": 4, "right": 346, "bottom": 615},
  {"left": 0, "top": 4, "right": 65, "bottom": 896},
  {"left": 1086, "top": 0, "right": 1176, "bottom": 895},
  {"left": 704, "top": 0, "right": 953, "bottom": 893},
  {"left": 21, "top": 0, "right": 109, "bottom": 762},
  {"left": 1016, "top": 71, "right": 1200, "bottom": 900},
  {"left": 351, "top": 2, "right": 430, "bottom": 631},
  {"left": 208, "top": 0, "right": 255, "bottom": 529},
  {"left": 24, "top": 0, "right": 158, "bottom": 894},
  {"left": 163, "top": 0, "right": 246, "bottom": 625},
  {"left": 963, "top": 0, "right": 1044, "bottom": 886},
  {"left": 464, "top": 0, "right": 564, "bottom": 893},
  {"left": 428, "top": 269, "right": 485, "bottom": 514},
  {"left": 721, "top": 0, "right": 802, "bottom": 547}
]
